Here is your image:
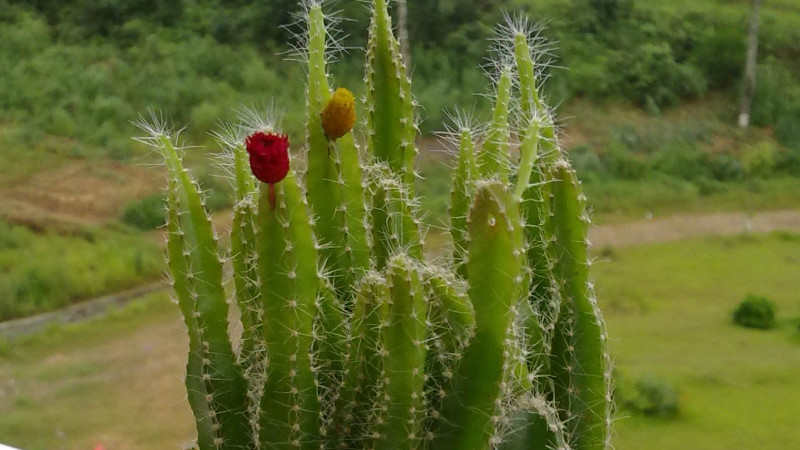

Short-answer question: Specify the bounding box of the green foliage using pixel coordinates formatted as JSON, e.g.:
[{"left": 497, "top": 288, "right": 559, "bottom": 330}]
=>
[
  {"left": 616, "top": 374, "right": 680, "bottom": 419},
  {"left": 4, "top": 0, "right": 800, "bottom": 170},
  {"left": 0, "top": 8, "right": 306, "bottom": 157},
  {"left": 741, "top": 141, "right": 780, "bottom": 179},
  {"left": 774, "top": 95, "right": 800, "bottom": 150},
  {"left": 0, "top": 220, "right": 163, "bottom": 321},
  {"left": 733, "top": 294, "right": 777, "bottom": 330},
  {"left": 570, "top": 145, "right": 607, "bottom": 181},
  {"left": 120, "top": 194, "right": 165, "bottom": 230},
  {"left": 602, "top": 140, "right": 648, "bottom": 180}
]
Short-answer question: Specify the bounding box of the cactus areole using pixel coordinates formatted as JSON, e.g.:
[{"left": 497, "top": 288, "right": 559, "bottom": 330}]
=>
[
  {"left": 245, "top": 131, "right": 290, "bottom": 184},
  {"left": 138, "top": 1, "right": 613, "bottom": 449}
]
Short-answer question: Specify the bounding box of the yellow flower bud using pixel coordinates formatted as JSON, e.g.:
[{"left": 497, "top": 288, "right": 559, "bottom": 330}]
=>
[{"left": 321, "top": 87, "right": 356, "bottom": 140}]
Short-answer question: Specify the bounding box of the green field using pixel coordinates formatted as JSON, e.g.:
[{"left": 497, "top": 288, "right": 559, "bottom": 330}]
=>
[
  {"left": 596, "top": 232, "right": 800, "bottom": 449},
  {"left": 1, "top": 232, "right": 798, "bottom": 449}
]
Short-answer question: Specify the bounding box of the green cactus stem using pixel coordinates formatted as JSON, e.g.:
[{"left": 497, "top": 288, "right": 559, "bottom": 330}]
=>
[
  {"left": 450, "top": 127, "right": 478, "bottom": 277},
  {"left": 161, "top": 135, "right": 250, "bottom": 449},
  {"left": 433, "top": 182, "right": 525, "bottom": 449},
  {"left": 366, "top": 0, "right": 418, "bottom": 189},
  {"left": 372, "top": 255, "right": 428, "bottom": 448},
  {"left": 256, "top": 171, "right": 321, "bottom": 448},
  {"left": 479, "top": 67, "right": 513, "bottom": 181},
  {"left": 144, "top": 2, "right": 613, "bottom": 449},
  {"left": 549, "top": 161, "right": 612, "bottom": 450}
]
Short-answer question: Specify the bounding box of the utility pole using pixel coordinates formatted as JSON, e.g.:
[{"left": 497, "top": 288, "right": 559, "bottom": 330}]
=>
[
  {"left": 739, "top": 0, "right": 763, "bottom": 128},
  {"left": 397, "top": 0, "right": 411, "bottom": 67}
]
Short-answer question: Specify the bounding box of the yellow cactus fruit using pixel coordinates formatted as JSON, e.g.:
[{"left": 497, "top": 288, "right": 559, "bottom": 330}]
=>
[{"left": 321, "top": 87, "right": 356, "bottom": 140}]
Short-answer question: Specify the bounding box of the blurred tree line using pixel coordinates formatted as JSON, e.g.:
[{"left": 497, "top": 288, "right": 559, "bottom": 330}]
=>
[{"left": 2, "top": 0, "right": 799, "bottom": 146}]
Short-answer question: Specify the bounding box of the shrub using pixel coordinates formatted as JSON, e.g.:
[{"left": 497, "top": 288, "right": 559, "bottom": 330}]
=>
[
  {"left": 649, "top": 143, "right": 711, "bottom": 181},
  {"left": 0, "top": 222, "right": 163, "bottom": 320},
  {"left": 120, "top": 194, "right": 166, "bottom": 230},
  {"left": 602, "top": 139, "right": 648, "bottom": 180},
  {"left": 570, "top": 145, "right": 607, "bottom": 181},
  {"left": 750, "top": 61, "right": 797, "bottom": 128},
  {"left": 774, "top": 92, "right": 800, "bottom": 150},
  {"left": 708, "top": 154, "right": 744, "bottom": 182},
  {"left": 617, "top": 373, "right": 680, "bottom": 419},
  {"left": 733, "top": 294, "right": 777, "bottom": 330},
  {"left": 741, "top": 141, "right": 779, "bottom": 179}
]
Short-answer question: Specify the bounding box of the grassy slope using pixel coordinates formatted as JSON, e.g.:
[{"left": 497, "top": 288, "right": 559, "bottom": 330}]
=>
[
  {"left": 0, "top": 221, "right": 164, "bottom": 321},
  {"left": 2, "top": 233, "right": 800, "bottom": 448}
]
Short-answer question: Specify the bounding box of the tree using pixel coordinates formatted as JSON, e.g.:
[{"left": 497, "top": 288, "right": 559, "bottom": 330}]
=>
[{"left": 739, "top": 0, "right": 763, "bottom": 128}]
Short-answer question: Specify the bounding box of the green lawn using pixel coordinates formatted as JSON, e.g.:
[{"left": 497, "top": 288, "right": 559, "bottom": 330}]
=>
[
  {"left": 1, "top": 232, "right": 799, "bottom": 449},
  {"left": 595, "top": 232, "right": 800, "bottom": 449}
]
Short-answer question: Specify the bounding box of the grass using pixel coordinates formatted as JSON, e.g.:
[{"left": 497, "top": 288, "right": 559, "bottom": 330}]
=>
[
  {"left": 0, "top": 293, "right": 195, "bottom": 449},
  {"left": 2, "top": 232, "right": 800, "bottom": 448},
  {"left": 594, "top": 232, "right": 800, "bottom": 449},
  {"left": 416, "top": 152, "right": 800, "bottom": 226},
  {"left": 585, "top": 177, "right": 800, "bottom": 223},
  {"left": 0, "top": 220, "right": 164, "bottom": 320}
]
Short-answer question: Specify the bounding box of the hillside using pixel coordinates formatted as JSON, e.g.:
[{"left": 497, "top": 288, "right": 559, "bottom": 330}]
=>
[{"left": 1, "top": 0, "right": 799, "bottom": 319}]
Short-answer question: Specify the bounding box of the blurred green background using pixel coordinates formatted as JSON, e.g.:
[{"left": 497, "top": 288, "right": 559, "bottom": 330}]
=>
[{"left": 1, "top": 0, "right": 799, "bottom": 448}]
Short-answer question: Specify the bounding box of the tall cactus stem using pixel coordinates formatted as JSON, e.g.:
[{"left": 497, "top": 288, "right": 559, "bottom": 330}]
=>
[
  {"left": 230, "top": 142, "right": 260, "bottom": 362},
  {"left": 479, "top": 67, "right": 513, "bottom": 181},
  {"left": 366, "top": 0, "right": 418, "bottom": 190},
  {"left": 450, "top": 128, "right": 477, "bottom": 278},
  {"left": 337, "top": 272, "right": 390, "bottom": 443},
  {"left": 162, "top": 136, "right": 250, "bottom": 449},
  {"left": 304, "top": 2, "right": 352, "bottom": 297},
  {"left": 433, "top": 182, "right": 524, "bottom": 449},
  {"left": 256, "top": 171, "right": 321, "bottom": 449},
  {"left": 372, "top": 256, "right": 428, "bottom": 448},
  {"left": 514, "top": 32, "right": 542, "bottom": 119},
  {"left": 549, "top": 161, "right": 612, "bottom": 450}
]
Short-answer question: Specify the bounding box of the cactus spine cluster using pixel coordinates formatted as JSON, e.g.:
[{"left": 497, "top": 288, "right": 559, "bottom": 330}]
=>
[{"left": 137, "top": 1, "right": 613, "bottom": 448}]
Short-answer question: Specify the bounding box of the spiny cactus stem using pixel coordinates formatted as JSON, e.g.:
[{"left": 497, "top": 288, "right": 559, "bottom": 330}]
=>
[{"left": 515, "top": 118, "right": 541, "bottom": 199}]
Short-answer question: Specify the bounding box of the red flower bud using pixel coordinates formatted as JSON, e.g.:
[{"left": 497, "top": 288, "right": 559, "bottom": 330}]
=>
[{"left": 245, "top": 132, "right": 290, "bottom": 184}]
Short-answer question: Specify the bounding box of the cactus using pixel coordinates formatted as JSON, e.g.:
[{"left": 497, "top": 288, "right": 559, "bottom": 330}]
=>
[{"left": 135, "top": 1, "right": 613, "bottom": 449}]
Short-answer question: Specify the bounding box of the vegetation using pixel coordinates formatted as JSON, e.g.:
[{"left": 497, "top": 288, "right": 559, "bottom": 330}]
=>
[
  {"left": 594, "top": 232, "right": 800, "bottom": 450},
  {"left": 0, "top": 220, "right": 163, "bottom": 321},
  {"left": 2, "top": 0, "right": 799, "bottom": 144},
  {"left": 3, "top": 233, "right": 800, "bottom": 450},
  {"left": 733, "top": 294, "right": 777, "bottom": 330},
  {"left": 0, "top": 0, "right": 794, "bottom": 340},
  {"left": 120, "top": 194, "right": 166, "bottom": 230},
  {"left": 616, "top": 374, "right": 680, "bottom": 419}
]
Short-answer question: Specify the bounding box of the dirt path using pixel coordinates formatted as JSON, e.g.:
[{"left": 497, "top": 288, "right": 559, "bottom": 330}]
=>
[
  {"left": 589, "top": 209, "right": 800, "bottom": 248},
  {"left": 0, "top": 283, "right": 167, "bottom": 339}
]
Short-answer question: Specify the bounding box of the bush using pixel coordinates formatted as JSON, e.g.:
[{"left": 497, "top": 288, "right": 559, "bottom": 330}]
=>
[
  {"left": 120, "top": 194, "right": 166, "bottom": 230},
  {"left": 750, "top": 61, "right": 795, "bottom": 128},
  {"left": 708, "top": 154, "right": 744, "bottom": 182},
  {"left": 733, "top": 294, "right": 777, "bottom": 330},
  {"left": 649, "top": 144, "right": 711, "bottom": 181},
  {"left": 570, "top": 145, "right": 607, "bottom": 181},
  {"left": 602, "top": 140, "right": 648, "bottom": 180},
  {"left": 617, "top": 374, "right": 680, "bottom": 419},
  {"left": 741, "top": 141, "right": 780, "bottom": 179},
  {"left": 774, "top": 93, "right": 800, "bottom": 150}
]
